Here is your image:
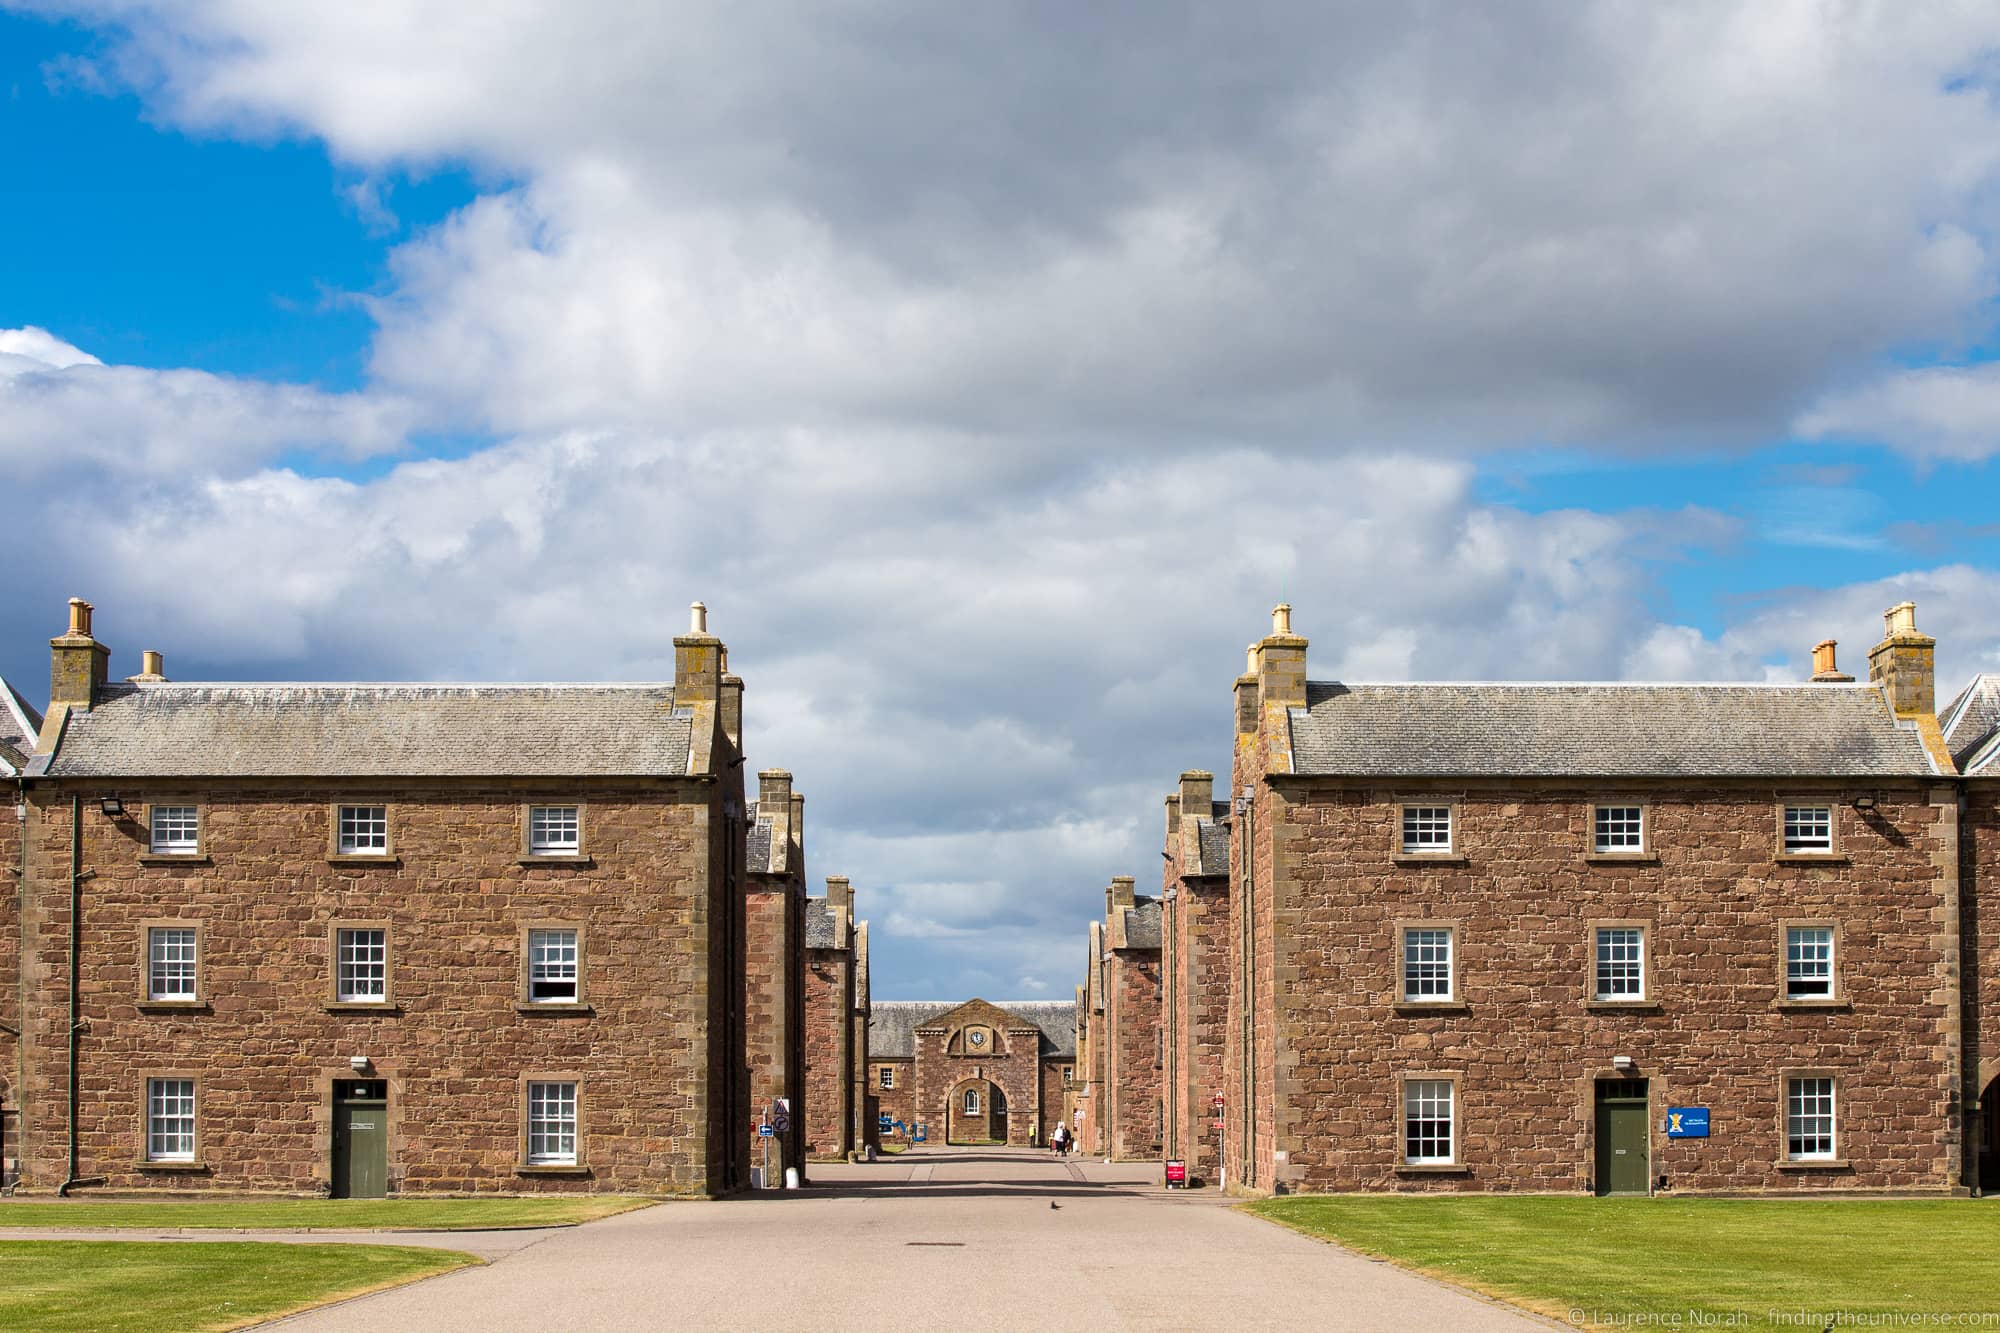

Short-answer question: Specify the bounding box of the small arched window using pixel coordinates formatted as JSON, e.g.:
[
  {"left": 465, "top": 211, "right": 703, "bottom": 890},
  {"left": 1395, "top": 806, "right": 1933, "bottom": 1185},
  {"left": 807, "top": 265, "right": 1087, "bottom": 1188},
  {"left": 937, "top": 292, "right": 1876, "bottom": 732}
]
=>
[{"left": 963, "top": 1088, "right": 980, "bottom": 1115}]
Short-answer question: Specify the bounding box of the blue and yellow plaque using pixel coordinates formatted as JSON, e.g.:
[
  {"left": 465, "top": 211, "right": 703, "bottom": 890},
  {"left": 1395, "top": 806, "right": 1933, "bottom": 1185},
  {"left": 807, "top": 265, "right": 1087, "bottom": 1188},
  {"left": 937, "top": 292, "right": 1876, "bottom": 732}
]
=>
[{"left": 1666, "top": 1107, "right": 1710, "bottom": 1138}]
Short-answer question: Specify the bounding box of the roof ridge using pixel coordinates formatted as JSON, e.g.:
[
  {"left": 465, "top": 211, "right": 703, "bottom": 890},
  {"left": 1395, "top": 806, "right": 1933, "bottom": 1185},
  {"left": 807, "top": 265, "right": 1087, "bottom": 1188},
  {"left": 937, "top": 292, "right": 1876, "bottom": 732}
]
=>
[{"left": 1307, "top": 679, "right": 1875, "bottom": 690}]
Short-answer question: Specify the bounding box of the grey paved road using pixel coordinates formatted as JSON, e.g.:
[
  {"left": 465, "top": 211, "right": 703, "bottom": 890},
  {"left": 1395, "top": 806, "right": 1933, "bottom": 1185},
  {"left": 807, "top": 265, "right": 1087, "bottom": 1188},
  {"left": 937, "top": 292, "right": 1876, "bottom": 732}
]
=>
[{"left": 258, "top": 1147, "right": 1539, "bottom": 1331}]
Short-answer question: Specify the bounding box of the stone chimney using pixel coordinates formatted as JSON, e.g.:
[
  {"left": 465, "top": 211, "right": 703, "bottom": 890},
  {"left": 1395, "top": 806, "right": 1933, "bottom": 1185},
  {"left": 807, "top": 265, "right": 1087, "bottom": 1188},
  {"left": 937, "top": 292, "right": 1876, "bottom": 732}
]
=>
[
  {"left": 1107, "top": 875, "right": 1136, "bottom": 916},
  {"left": 1163, "top": 791, "right": 1181, "bottom": 842},
  {"left": 719, "top": 672, "right": 744, "bottom": 751},
  {"left": 674, "top": 601, "right": 723, "bottom": 704},
  {"left": 1251, "top": 603, "right": 1308, "bottom": 711},
  {"left": 1179, "top": 769, "right": 1215, "bottom": 815},
  {"left": 1868, "top": 601, "right": 1936, "bottom": 719},
  {"left": 790, "top": 789, "right": 806, "bottom": 866},
  {"left": 826, "top": 876, "right": 852, "bottom": 920},
  {"left": 1809, "top": 639, "right": 1853, "bottom": 684},
  {"left": 49, "top": 598, "right": 111, "bottom": 710},
  {"left": 1234, "top": 644, "right": 1260, "bottom": 736},
  {"left": 127, "top": 650, "right": 168, "bottom": 684}
]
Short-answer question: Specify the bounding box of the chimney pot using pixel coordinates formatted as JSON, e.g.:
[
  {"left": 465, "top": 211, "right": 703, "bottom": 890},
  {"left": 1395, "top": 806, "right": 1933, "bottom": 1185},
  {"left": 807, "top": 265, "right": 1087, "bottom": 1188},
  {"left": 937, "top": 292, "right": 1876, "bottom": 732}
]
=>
[
  {"left": 690, "top": 601, "right": 708, "bottom": 635},
  {"left": 1884, "top": 601, "right": 1917, "bottom": 637},
  {"left": 1272, "top": 603, "right": 1292, "bottom": 636},
  {"left": 1809, "top": 640, "right": 1853, "bottom": 683},
  {"left": 68, "top": 598, "right": 92, "bottom": 637}
]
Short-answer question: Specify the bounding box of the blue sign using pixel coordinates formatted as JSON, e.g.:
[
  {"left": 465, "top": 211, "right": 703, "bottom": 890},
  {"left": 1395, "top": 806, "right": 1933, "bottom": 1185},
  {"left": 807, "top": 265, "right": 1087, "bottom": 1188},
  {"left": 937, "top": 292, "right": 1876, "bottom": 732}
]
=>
[
  {"left": 914, "top": 1125, "right": 928, "bottom": 1142},
  {"left": 757, "top": 1123, "right": 774, "bottom": 1138},
  {"left": 1666, "top": 1107, "right": 1710, "bottom": 1138}
]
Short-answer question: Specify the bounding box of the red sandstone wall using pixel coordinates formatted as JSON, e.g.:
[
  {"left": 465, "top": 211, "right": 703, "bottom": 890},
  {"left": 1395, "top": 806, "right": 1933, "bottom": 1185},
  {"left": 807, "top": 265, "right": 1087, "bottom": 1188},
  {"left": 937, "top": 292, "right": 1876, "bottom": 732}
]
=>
[
  {"left": 1109, "top": 953, "right": 1163, "bottom": 1160},
  {"left": 803, "top": 950, "right": 851, "bottom": 1158},
  {"left": 1268, "top": 782, "right": 1959, "bottom": 1194},
  {"left": 20, "top": 780, "right": 730, "bottom": 1196}
]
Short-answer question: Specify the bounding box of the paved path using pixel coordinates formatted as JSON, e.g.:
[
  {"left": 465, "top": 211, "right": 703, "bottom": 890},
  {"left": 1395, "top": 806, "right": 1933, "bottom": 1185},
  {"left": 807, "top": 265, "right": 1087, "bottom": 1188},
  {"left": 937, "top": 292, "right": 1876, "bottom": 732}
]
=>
[{"left": 258, "top": 1148, "right": 1542, "bottom": 1331}]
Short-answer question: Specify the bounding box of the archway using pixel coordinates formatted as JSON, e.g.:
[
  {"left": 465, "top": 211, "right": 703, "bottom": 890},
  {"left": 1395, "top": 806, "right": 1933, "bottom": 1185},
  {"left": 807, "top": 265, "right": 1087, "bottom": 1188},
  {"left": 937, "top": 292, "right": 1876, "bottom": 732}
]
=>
[{"left": 947, "top": 1078, "right": 1008, "bottom": 1145}]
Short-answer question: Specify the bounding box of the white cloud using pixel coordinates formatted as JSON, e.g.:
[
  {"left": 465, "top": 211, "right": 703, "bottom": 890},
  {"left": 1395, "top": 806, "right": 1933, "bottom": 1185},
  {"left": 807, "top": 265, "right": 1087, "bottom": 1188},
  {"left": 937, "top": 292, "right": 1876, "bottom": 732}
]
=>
[
  {"left": 0, "top": 325, "right": 420, "bottom": 477},
  {"left": 1797, "top": 364, "right": 2000, "bottom": 461},
  {"left": 25, "top": 2, "right": 2000, "bottom": 450}
]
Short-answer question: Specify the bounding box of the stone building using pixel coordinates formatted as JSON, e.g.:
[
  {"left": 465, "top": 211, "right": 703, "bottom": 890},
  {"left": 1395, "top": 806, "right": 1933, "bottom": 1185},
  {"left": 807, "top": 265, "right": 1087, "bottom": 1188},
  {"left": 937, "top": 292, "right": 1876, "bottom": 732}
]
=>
[
  {"left": 1160, "top": 770, "right": 1231, "bottom": 1186},
  {"left": 11, "top": 597, "right": 758, "bottom": 1196},
  {"left": 1076, "top": 924, "right": 1105, "bottom": 1153},
  {"left": 803, "top": 877, "right": 869, "bottom": 1161},
  {"left": 744, "top": 770, "right": 807, "bottom": 1186},
  {"left": 866, "top": 999, "right": 1074, "bottom": 1146},
  {"left": 1943, "top": 675, "right": 2000, "bottom": 1193},
  {"left": 1218, "top": 601, "right": 1978, "bottom": 1195},
  {"left": 0, "top": 678, "right": 44, "bottom": 1178},
  {"left": 1095, "top": 878, "right": 1164, "bottom": 1162}
]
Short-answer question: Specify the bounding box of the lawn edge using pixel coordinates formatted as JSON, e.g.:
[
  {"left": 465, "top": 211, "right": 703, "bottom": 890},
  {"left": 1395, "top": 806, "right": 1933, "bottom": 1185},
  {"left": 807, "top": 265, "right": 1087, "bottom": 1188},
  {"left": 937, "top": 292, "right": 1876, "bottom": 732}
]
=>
[
  {"left": 213, "top": 1245, "right": 484, "bottom": 1332},
  {"left": 1238, "top": 1201, "right": 1578, "bottom": 1329},
  {"left": 0, "top": 1197, "right": 660, "bottom": 1233}
]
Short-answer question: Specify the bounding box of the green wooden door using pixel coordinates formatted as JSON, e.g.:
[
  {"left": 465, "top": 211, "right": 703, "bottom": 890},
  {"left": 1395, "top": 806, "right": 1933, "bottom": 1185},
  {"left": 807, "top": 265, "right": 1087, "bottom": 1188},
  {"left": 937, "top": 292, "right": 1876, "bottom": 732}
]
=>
[
  {"left": 1594, "top": 1080, "right": 1650, "bottom": 1196},
  {"left": 332, "top": 1081, "right": 388, "bottom": 1199}
]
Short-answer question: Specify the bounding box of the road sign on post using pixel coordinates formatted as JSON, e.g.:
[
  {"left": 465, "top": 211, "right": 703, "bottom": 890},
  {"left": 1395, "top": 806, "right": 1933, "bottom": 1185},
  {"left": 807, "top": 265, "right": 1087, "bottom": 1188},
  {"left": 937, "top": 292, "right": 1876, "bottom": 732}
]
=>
[{"left": 772, "top": 1098, "right": 791, "bottom": 1135}]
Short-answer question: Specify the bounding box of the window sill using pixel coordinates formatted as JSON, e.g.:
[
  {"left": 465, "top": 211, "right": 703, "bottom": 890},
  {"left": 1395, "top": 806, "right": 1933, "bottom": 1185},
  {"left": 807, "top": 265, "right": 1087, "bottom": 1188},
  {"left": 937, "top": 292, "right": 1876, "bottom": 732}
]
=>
[
  {"left": 1391, "top": 854, "right": 1468, "bottom": 866},
  {"left": 324, "top": 1003, "right": 402, "bottom": 1015},
  {"left": 1394, "top": 1163, "right": 1471, "bottom": 1175},
  {"left": 1583, "top": 853, "right": 1658, "bottom": 865},
  {"left": 1583, "top": 1000, "right": 1661, "bottom": 1013},
  {"left": 134, "top": 1160, "right": 208, "bottom": 1172},
  {"left": 1773, "top": 853, "right": 1848, "bottom": 865},
  {"left": 1775, "top": 1158, "right": 1851, "bottom": 1172},
  {"left": 137, "top": 1001, "right": 210, "bottom": 1015},
  {"left": 326, "top": 855, "right": 401, "bottom": 868},
  {"left": 1775, "top": 997, "right": 1850, "bottom": 1011},
  {"left": 516, "top": 1163, "right": 591, "bottom": 1176},
  {"left": 1392, "top": 1001, "right": 1468, "bottom": 1015},
  {"left": 138, "top": 854, "right": 211, "bottom": 867},
  {"left": 515, "top": 1003, "right": 594, "bottom": 1016},
  {"left": 518, "top": 855, "right": 595, "bottom": 868}
]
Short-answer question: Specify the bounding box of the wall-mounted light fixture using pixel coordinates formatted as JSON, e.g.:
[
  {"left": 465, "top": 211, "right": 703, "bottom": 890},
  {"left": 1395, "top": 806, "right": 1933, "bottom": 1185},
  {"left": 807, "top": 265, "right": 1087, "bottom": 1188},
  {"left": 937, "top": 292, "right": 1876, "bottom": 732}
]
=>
[
  {"left": 348, "top": 1055, "right": 370, "bottom": 1073},
  {"left": 1852, "top": 794, "right": 1877, "bottom": 811},
  {"left": 1612, "top": 1055, "right": 1635, "bottom": 1072},
  {"left": 97, "top": 796, "right": 125, "bottom": 818}
]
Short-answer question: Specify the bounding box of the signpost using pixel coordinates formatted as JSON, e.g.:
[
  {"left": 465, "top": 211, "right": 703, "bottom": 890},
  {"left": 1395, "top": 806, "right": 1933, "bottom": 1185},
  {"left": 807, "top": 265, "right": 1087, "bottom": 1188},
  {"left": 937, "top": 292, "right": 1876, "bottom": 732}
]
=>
[{"left": 1165, "top": 1160, "right": 1187, "bottom": 1188}]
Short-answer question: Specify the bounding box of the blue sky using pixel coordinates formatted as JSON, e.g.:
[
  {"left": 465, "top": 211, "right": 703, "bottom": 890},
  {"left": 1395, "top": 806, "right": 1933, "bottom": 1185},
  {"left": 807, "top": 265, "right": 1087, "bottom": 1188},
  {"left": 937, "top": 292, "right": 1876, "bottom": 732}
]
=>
[{"left": 5, "top": 3, "right": 2000, "bottom": 997}]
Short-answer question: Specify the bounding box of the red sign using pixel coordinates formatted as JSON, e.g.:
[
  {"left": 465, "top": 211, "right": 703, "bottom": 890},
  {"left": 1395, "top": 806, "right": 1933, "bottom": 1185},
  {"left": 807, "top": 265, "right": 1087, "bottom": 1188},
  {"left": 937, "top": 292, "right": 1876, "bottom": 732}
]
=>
[
  {"left": 1210, "top": 1120, "right": 1225, "bottom": 1131},
  {"left": 1211, "top": 1094, "right": 1225, "bottom": 1106},
  {"left": 1165, "top": 1161, "right": 1187, "bottom": 1186}
]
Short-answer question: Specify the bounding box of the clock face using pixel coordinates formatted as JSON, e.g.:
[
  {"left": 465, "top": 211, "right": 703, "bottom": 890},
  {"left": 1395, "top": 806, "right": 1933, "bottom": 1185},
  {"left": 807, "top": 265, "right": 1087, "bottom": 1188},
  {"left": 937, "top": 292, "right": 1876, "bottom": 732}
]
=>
[{"left": 969, "top": 1029, "right": 986, "bottom": 1048}]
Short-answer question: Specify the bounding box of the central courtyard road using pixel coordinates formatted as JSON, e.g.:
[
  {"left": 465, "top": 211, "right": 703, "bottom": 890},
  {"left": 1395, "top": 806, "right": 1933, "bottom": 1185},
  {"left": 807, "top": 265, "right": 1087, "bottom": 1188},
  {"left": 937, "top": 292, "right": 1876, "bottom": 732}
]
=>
[{"left": 267, "top": 1148, "right": 1543, "bottom": 1331}]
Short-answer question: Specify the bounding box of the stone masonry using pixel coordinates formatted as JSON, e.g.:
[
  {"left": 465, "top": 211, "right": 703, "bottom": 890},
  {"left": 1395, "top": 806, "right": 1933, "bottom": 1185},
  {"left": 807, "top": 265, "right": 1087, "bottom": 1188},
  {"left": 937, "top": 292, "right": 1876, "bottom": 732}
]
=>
[{"left": 1161, "top": 770, "right": 1230, "bottom": 1187}]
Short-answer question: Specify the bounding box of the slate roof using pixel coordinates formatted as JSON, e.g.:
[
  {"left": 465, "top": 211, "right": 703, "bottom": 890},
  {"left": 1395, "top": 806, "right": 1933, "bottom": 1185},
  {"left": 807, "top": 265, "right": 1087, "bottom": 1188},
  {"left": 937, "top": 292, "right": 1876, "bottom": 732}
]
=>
[
  {"left": 1943, "top": 676, "right": 2000, "bottom": 773},
  {"left": 1287, "top": 681, "right": 1939, "bottom": 778},
  {"left": 805, "top": 899, "right": 839, "bottom": 949},
  {"left": 0, "top": 679, "right": 43, "bottom": 776},
  {"left": 868, "top": 1002, "right": 950, "bottom": 1058},
  {"left": 34, "top": 682, "right": 693, "bottom": 779},
  {"left": 746, "top": 812, "right": 774, "bottom": 874},
  {"left": 1122, "top": 896, "right": 1162, "bottom": 950},
  {"left": 868, "top": 999, "right": 1076, "bottom": 1058},
  {"left": 1195, "top": 816, "right": 1230, "bottom": 877}
]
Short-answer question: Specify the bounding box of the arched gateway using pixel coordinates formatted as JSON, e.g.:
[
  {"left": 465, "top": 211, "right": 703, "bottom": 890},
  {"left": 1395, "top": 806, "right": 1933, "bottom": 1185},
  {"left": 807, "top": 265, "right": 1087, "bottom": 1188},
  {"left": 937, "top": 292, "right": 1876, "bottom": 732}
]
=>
[{"left": 864, "top": 998, "right": 1077, "bottom": 1148}]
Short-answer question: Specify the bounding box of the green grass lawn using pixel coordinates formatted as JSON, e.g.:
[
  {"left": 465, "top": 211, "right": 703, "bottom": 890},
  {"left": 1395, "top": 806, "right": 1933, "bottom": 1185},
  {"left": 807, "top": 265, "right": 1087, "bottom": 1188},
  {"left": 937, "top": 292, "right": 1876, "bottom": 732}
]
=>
[
  {"left": 0, "top": 1195, "right": 652, "bottom": 1231},
  {"left": 0, "top": 1240, "right": 475, "bottom": 1332},
  {"left": 1247, "top": 1196, "right": 2000, "bottom": 1329}
]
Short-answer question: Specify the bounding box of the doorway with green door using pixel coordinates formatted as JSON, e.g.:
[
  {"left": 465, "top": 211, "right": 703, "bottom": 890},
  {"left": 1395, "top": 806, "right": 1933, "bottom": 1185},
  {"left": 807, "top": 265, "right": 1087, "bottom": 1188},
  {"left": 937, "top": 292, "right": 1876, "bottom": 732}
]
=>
[
  {"left": 1593, "top": 1078, "right": 1650, "bottom": 1196},
  {"left": 332, "top": 1079, "right": 390, "bottom": 1198}
]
